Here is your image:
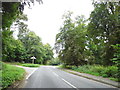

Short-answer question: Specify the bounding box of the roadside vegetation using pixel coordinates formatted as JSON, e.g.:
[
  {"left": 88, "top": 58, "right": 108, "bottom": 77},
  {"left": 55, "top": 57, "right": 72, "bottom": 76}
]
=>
[
  {"left": 47, "top": 57, "right": 61, "bottom": 65},
  {"left": 4, "top": 62, "right": 40, "bottom": 67},
  {"left": 0, "top": 62, "right": 25, "bottom": 89},
  {"left": 60, "top": 64, "right": 118, "bottom": 82},
  {"left": 1, "top": 1, "right": 120, "bottom": 89},
  {"left": 2, "top": 2, "right": 54, "bottom": 65},
  {"left": 4, "top": 62, "right": 23, "bottom": 66},
  {"left": 22, "top": 63, "right": 40, "bottom": 67},
  {"left": 55, "top": 2, "right": 119, "bottom": 82}
]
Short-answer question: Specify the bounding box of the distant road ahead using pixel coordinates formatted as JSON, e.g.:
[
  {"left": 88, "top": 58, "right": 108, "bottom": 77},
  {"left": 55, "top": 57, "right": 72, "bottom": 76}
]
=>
[{"left": 24, "top": 66, "right": 117, "bottom": 89}]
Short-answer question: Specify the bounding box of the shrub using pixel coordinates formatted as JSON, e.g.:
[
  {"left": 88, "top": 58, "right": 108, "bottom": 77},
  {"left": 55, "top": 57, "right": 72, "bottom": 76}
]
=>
[
  {"left": 103, "top": 66, "right": 118, "bottom": 78},
  {"left": 102, "top": 74, "right": 108, "bottom": 77},
  {"left": 64, "top": 64, "right": 118, "bottom": 81}
]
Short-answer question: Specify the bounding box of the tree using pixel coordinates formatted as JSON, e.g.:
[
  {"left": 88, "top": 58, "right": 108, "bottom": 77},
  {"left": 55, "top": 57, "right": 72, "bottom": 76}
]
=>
[
  {"left": 1, "top": 1, "right": 48, "bottom": 63},
  {"left": 42, "top": 43, "right": 54, "bottom": 64},
  {"left": 55, "top": 11, "right": 87, "bottom": 66},
  {"left": 19, "top": 31, "right": 42, "bottom": 62},
  {"left": 16, "top": 14, "right": 30, "bottom": 41},
  {"left": 2, "top": 3, "right": 29, "bottom": 62},
  {"left": 47, "top": 57, "right": 61, "bottom": 65},
  {"left": 1, "top": 1, "right": 43, "bottom": 29},
  {"left": 87, "top": 2, "right": 120, "bottom": 65},
  {"left": 2, "top": 30, "right": 27, "bottom": 62},
  {"left": 2, "top": 2, "right": 21, "bottom": 29},
  {"left": 19, "top": 31, "right": 54, "bottom": 64},
  {"left": 14, "top": 40, "right": 28, "bottom": 62}
]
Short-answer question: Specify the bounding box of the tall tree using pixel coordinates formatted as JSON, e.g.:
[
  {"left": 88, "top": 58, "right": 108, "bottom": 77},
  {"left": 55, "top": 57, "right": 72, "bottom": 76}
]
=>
[
  {"left": 55, "top": 11, "right": 87, "bottom": 66},
  {"left": 19, "top": 31, "right": 54, "bottom": 64},
  {"left": 1, "top": 1, "right": 44, "bottom": 63},
  {"left": 87, "top": 2, "right": 120, "bottom": 65},
  {"left": 2, "top": 2, "right": 21, "bottom": 30},
  {"left": 42, "top": 43, "right": 54, "bottom": 64},
  {"left": 2, "top": 30, "right": 27, "bottom": 62}
]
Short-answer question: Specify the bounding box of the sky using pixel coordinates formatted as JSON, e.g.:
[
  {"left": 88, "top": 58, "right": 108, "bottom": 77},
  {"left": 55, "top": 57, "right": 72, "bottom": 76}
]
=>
[{"left": 23, "top": 0, "right": 94, "bottom": 49}]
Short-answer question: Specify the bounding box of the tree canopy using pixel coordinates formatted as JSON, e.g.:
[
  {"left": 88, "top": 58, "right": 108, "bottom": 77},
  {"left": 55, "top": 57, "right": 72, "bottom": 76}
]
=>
[
  {"left": 55, "top": 2, "right": 120, "bottom": 66},
  {"left": 1, "top": 1, "right": 119, "bottom": 66},
  {"left": 2, "top": 2, "right": 54, "bottom": 64},
  {"left": 55, "top": 11, "right": 87, "bottom": 66}
]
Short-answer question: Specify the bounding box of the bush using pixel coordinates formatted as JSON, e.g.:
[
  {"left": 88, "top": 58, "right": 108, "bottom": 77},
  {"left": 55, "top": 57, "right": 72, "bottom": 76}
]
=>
[
  {"left": 1, "top": 62, "right": 25, "bottom": 89},
  {"left": 102, "top": 74, "right": 108, "bottom": 77},
  {"left": 63, "top": 64, "right": 118, "bottom": 82},
  {"left": 102, "top": 66, "right": 118, "bottom": 78}
]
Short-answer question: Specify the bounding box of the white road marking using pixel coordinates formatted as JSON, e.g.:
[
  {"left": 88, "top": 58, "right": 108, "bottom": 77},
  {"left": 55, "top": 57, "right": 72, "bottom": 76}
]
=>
[
  {"left": 26, "top": 68, "right": 38, "bottom": 80},
  {"left": 49, "top": 67, "right": 78, "bottom": 89},
  {"left": 53, "top": 72, "right": 59, "bottom": 77},
  {"left": 61, "top": 78, "right": 77, "bottom": 89},
  {"left": 50, "top": 68, "right": 59, "bottom": 77}
]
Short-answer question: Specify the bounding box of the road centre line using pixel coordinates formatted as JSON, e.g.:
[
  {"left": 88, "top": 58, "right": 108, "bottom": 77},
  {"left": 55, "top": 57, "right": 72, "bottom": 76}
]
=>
[
  {"left": 26, "top": 68, "right": 38, "bottom": 80},
  {"left": 53, "top": 72, "right": 59, "bottom": 77},
  {"left": 51, "top": 69, "right": 78, "bottom": 89},
  {"left": 61, "top": 78, "right": 77, "bottom": 89},
  {"left": 49, "top": 68, "right": 115, "bottom": 89}
]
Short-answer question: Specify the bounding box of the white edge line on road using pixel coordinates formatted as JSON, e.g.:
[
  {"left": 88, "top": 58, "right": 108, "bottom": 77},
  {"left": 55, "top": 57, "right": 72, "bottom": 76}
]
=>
[
  {"left": 26, "top": 68, "right": 38, "bottom": 80},
  {"left": 61, "top": 78, "right": 77, "bottom": 89},
  {"left": 53, "top": 72, "right": 59, "bottom": 77}
]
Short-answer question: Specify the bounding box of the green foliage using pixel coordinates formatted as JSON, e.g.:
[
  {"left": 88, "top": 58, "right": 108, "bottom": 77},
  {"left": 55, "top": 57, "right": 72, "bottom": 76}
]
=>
[
  {"left": 2, "top": 3, "right": 29, "bottom": 63},
  {"left": 112, "top": 44, "right": 120, "bottom": 66},
  {"left": 2, "top": 2, "right": 21, "bottom": 29},
  {"left": 60, "top": 64, "right": 73, "bottom": 69},
  {"left": 47, "top": 57, "right": 61, "bottom": 65},
  {"left": 4, "top": 62, "right": 23, "bottom": 66},
  {"left": 2, "top": 23, "right": 53, "bottom": 64},
  {"left": 19, "top": 31, "right": 54, "bottom": 64},
  {"left": 55, "top": 11, "right": 87, "bottom": 66},
  {"left": 2, "top": 1, "right": 43, "bottom": 29},
  {"left": 0, "top": 62, "right": 25, "bottom": 89},
  {"left": 70, "top": 65, "right": 119, "bottom": 81},
  {"left": 2, "top": 4, "right": 54, "bottom": 64},
  {"left": 42, "top": 44, "right": 54, "bottom": 64},
  {"left": 87, "top": 2, "right": 120, "bottom": 65},
  {"left": 20, "top": 31, "right": 43, "bottom": 63},
  {"left": 111, "top": 44, "right": 120, "bottom": 81},
  {"left": 2, "top": 30, "right": 27, "bottom": 62},
  {"left": 55, "top": 2, "right": 119, "bottom": 67},
  {"left": 22, "top": 63, "right": 40, "bottom": 67}
]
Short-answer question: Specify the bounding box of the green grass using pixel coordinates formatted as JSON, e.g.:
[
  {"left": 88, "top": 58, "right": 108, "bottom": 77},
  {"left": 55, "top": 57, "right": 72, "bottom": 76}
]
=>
[
  {"left": 22, "top": 63, "right": 40, "bottom": 67},
  {"left": 5, "top": 62, "right": 40, "bottom": 67},
  {"left": 4, "top": 62, "right": 23, "bottom": 65},
  {"left": 0, "top": 62, "right": 25, "bottom": 89},
  {"left": 60, "top": 64, "right": 119, "bottom": 82}
]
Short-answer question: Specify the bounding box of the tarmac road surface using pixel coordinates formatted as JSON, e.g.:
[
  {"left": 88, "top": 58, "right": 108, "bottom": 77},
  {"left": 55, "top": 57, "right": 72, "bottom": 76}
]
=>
[{"left": 24, "top": 66, "right": 118, "bottom": 90}]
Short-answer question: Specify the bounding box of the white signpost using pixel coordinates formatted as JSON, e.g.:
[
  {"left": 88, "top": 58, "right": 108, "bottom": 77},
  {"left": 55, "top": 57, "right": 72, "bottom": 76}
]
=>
[{"left": 30, "top": 56, "right": 36, "bottom": 64}]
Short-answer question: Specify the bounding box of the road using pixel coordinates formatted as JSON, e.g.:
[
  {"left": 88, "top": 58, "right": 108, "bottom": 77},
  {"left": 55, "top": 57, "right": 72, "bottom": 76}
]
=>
[{"left": 24, "top": 66, "right": 118, "bottom": 90}]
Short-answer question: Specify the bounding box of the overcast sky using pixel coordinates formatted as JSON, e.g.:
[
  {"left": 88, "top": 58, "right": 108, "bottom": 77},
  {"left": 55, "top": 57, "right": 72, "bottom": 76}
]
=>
[{"left": 23, "top": 0, "right": 94, "bottom": 48}]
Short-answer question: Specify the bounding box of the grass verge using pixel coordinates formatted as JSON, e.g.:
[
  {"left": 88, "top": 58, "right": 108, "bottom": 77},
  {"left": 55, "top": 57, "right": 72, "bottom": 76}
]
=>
[
  {"left": 60, "top": 64, "right": 119, "bottom": 82},
  {"left": 22, "top": 63, "right": 40, "bottom": 67},
  {"left": 4, "top": 62, "right": 40, "bottom": 67},
  {"left": 0, "top": 62, "right": 25, "bottom": 89},
  {"left": 4, "top": 62, "right": 23, "bottom": 66}
]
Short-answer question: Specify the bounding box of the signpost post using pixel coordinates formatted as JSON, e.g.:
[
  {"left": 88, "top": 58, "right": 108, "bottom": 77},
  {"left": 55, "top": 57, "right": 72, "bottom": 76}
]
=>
[{"left": 30, "top": 56, "right": 36, "bottom": 64}]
